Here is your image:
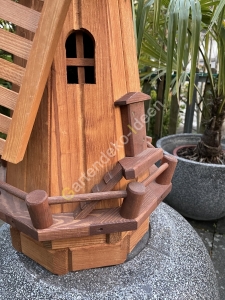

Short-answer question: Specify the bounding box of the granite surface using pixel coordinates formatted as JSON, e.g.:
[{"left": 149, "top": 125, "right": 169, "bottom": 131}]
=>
[
  {"left": 0, "top": 202, "right": 219, "bottom": 300},
  {"left": 186, "top": 216, "right": 225, "bottom": 300}
]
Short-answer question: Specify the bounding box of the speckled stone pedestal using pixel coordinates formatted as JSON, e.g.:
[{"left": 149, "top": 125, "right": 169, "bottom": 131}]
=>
[
  {"left": 157, "top": 134, "right": 225, "bottom": 220},
  {"left": 0, "top": 202, "right": 219, "bottom": 300}
]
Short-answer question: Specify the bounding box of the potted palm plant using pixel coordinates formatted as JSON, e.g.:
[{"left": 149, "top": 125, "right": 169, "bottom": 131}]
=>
[{"left": 134, "top": 0, "right": 225, "bottom": 220}]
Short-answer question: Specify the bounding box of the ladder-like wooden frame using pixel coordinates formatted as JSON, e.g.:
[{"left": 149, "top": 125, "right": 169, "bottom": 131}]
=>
[{"left": 0, "top": 0, "right": 72, "bottom": 163}]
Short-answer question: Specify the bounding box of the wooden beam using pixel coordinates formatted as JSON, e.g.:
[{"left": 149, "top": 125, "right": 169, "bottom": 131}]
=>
[
  {"left": 0, "top": 0, "right": 41, "bottom": 33},
  {"left": 0, "top": 113, "right": 11, "bottom": 134},
  {"left": 0, "top": 180, "right": 27, "bottom": 199},
  {"left": 2, "top": 0, "right": 72, "bottom": 163},
  {"left": 119, "top": 148, "right": 163, "bottom": 179},
  {"left": 66, "top": 58, "right": 95, "bottom": 66},
  {"left": 73, "top": 163, "right": 123, "bottom": 220},
  {"left": 0, "top": 86, "right": 18, "bottom": 110},
  {"left": 0, "top": 28, "right": 32, "bottom": 60},
  {"left": 114, "top": 92, "right": 150, "bottom": 106},
  {"left": 76, "top": 32, "right": 85, "bottom": 83},
  {"left": 0, "top": 58, "right": 25, "bottom": 86},
  {"left": 48, "top": 190, "right": 127, "bottom": 205},
  {"left": 142, "top": 163, "right": 168, "bottom": 187},
  {"left": 0, "top": 139, "right": 5, "bottom": 154}
]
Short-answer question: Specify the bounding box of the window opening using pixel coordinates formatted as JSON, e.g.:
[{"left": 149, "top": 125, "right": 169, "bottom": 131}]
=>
[{"left": 65, "top": 30, "right": 95, "bottom": 84}]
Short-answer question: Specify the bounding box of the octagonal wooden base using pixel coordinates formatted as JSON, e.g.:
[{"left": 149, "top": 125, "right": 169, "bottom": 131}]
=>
[{"left": 10, "top": 217, "right": 149, "bottom": 275}]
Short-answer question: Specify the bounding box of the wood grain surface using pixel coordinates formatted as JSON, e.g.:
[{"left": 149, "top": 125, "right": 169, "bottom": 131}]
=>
[
  {"left": 2, "top": 0, "right": 72, "bottom": 163},
  {"left": 0, "top": 86, "right": 18, "bottom": 110},
  {"left": 0, "top": 28, "right": 32, "bottom": 60},
  {"left": 0, "top": 0, "right": 41, "bottom": 33},
  {"left": 119, "top": 148, "right": 163, "bottom": 179},
  {"left": 0, "top": 114, "right": 11, "bottom": 134},
  {"left": 0, "top": 58, "right": 25, "bottom": 86},
  {"left": 0, "top": 169, "right": 171, "bottom": 241}
]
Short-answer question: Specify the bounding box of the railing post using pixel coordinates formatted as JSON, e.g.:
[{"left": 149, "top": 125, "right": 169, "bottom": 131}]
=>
[{"left": 26, "top": 190, "right": 53, "bottom": 229}]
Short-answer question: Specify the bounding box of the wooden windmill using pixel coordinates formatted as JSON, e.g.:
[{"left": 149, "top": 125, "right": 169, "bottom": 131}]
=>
[{"left": 0, "top": 0, "right": 177, "bottom": 274}]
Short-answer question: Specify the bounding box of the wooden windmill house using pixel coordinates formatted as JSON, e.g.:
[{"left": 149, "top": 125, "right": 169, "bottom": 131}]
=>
[{"left": 0, "top": 0, "right": 177, "bottom": 274}]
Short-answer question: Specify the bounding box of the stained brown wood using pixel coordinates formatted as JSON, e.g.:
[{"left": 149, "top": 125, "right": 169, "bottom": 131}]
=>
[
  {"left": 156, "top": 155, "right": 177, "bottom": 185},
  {"left": 119, "top": 148, "right": 163, "bottom": 179},
  {"left": 0, "top": 86, "right": 18, "bottom": 110},
  {"left": 10, "top": 226, "right": 22, "bottom": 252},
  {"left": 69, "top": 235, "right": 128, "bottom": 271},
  {"left": 0, "top": 187, "right": 136, "bottom": 241},
  {"left": 0, "top": 114, "right": 11, "bottom": 134},
  {"left": 0, "top": 170, "right": 172, "bottom": 241},
  {"left": 128, "top": 217, "right": 149, "bottom": 252},
  {"left": 21, "top": 232, "right": 69, "bottom": 275},
  {"left": 0, "top": 28, "right": 32, "bottom": 60},
  {"left": 66, "top": 58, "right": 95, "bottom": 66},
  {"left": 76, "top": 31, "right": 85, "bottom": 83},
  {"left": 5, "top": 0, "right": 138, "bottom": 211},
  {"left": 142, "top": 163, "right": 168, "bottom": 187},
  {"left": 0, "top": 180, "right": 27, "bottom": 200},
  {"left": 135, "top": 166, "right": 172, "bottom": 227},
  {"left": 106, "top": 232, "right": 123, "bottom": 244},
  {"left": 92, "top": 163, "right": 123, "bottom": 192},
  {"left": 0, "top": 0, "right": 41, "bottom": 33},
  {"left": 0, "top": 58, "right": 25, "bottom": 86},
  {"left": 42, "top": 234, "right": 106, "bottom": 250},
  {"left": 26, "top": 190, "right": 53, "bottom": 229},
  {"left": 118, "top": 102, "right": 147, "bottom": 156},
  {"left": 115, "top": 92, "right": 150, "bottom": 106},
  {"left": 2, "top": 0, "right": 72, "bottom": 163},
  {"left": 74, "top": 163, "right": 123, "bottom": 220},
  {"left": 146, "top": 136, "right": 154, "bottom": 148},
  {"left": 118, "top": 0, "right": 141, "bottom": 91},
  {"left": 115, "top": 92, "right": 150, "bottom": 157},
  {"left": 0, "top": 139, "right": 5, "bottom": 154},
  {"left": 120, "top": 182, "right": 146, "bottom": 219},
  {"left": 48, "top": 190, "right": 127, "bottom": 205}
]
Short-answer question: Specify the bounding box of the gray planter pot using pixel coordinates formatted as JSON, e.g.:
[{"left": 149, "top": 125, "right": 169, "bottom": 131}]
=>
[{"left": 156, "top": 133, "right": 225, "bottom": 220}]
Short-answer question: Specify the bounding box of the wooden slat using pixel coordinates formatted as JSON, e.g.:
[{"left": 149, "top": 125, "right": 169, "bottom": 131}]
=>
[
  {"left": 48, "top": 190, "right": 127, "bottom": 205},
  {"left": 0, "top": 58, "right": 25, "bottom": 86},
  {"left": 0, "top": 86, "right": 18, "bottom": 110},
  {"left": 0, "top": 113, "right": 11, "bottom": 134},
  {"left": 73, "top": 163, "right": 123, "bottom": 220},
  {"left": 43, "top": 234, "right": 106, "bottom": 250},
  {"left": 0, "top": 0, "right": 41, "bottom": 33},
  {"left": 119, "top": 148, "right": 164, "bottom": 179},
  {"left": 2, "top": 0, "right": 72, "bottom": 163},
  {"left": 0, "top": 138, "right": 5, "bottom": 154},
  {"left": 0, "top": 28, "right": 32, "bottom": 60},
  {"left": 66, "top": 58, "right": 95, "bottom": 66}
]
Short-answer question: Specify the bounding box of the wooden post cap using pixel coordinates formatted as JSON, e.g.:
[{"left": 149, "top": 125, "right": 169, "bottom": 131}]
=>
[
  {"left": 120, "top": 182, "right": 146, "bottom": 219},
  {"left": 114, "top": 92, "right": 150, "bottom": 106},
  {"left": 156, "top": 155, "right": 177, "bottom": 185},
  {"left": 26, "top": 190, "right": 53, "bottom": 229}
]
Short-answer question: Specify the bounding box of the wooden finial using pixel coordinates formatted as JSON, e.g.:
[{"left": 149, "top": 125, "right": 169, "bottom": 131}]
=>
[
  {"left": 156, "top": 155, "right": 177, "bottom": 185},
  {"left": 120, "top": 182, "right": 146, "bottom": 219},
  {"left": 26, "top": 190, "right": 53, "bottom": 229}
]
